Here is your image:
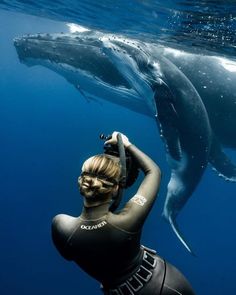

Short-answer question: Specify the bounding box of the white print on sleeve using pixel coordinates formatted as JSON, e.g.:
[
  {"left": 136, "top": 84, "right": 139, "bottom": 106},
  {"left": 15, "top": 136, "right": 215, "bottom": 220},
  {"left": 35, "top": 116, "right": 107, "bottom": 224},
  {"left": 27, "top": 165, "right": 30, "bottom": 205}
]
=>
[{"left": 131, "top": 194, "right": 147, "bottom": 206}]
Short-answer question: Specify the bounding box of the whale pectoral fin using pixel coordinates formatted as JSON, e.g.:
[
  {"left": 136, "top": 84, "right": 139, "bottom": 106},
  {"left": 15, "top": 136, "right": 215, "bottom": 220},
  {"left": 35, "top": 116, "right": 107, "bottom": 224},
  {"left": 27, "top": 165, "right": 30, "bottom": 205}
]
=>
[
  {"left": 209, "top": 136, "right": 236, "bottom": 182},
  {"left": 168, "top": 214, "right": 196, "bottom": 256},
  {"left": 154, "top": 82, "right": 182, "bottom": 162}
]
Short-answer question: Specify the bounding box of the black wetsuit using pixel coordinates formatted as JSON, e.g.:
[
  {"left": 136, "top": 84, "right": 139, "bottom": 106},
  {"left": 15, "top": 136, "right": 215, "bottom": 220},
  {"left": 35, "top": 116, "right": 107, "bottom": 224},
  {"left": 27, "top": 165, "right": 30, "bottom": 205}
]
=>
[{"left": 52, "top": 145, "right": 195, "bottom": 295}]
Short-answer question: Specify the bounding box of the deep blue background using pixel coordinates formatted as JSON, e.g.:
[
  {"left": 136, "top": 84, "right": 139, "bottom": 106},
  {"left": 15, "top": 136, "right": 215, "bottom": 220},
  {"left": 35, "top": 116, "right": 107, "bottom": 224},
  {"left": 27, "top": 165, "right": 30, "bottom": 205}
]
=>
[{"left": 0, "top": 7, "right": 236, "bottom": 295}]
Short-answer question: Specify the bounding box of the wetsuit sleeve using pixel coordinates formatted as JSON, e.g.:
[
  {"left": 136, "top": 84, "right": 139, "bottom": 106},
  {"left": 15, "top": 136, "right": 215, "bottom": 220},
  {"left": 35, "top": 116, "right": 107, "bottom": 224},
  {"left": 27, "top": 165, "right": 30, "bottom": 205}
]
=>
[
  {"left": 117, "top": 144, "right": 161, "bottom": 231},
  {"left": 51, "top": 214, "right": 73, "bottom": 260}
]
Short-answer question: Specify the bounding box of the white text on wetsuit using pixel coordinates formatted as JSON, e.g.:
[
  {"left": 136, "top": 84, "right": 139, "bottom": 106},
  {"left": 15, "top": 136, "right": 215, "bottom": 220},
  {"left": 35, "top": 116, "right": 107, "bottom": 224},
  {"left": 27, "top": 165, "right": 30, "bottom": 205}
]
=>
[{"left": 81, "top": 221, "right": 107, "bottom": 230}]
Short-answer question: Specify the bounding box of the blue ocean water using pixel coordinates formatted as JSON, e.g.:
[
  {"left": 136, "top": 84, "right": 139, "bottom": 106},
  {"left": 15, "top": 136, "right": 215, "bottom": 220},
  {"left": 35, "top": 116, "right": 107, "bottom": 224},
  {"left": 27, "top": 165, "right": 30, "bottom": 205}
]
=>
[{"left": 0, "top": 1, "right": 236, "bottom": 295}]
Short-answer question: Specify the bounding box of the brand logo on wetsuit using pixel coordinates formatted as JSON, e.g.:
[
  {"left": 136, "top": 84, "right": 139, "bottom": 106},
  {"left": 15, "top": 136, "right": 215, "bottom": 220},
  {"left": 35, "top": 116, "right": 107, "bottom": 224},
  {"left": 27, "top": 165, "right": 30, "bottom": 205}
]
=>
[{"left": 81, "top": 221, "right": 107, "bottom": 230}]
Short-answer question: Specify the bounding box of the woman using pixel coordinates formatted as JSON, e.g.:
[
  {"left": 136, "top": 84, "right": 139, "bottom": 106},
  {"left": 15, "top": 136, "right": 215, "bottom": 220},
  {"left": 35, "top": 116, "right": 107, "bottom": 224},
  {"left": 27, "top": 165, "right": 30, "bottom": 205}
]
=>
[{"left": 52, "top": 131, "right": 196, "bottom": 295}]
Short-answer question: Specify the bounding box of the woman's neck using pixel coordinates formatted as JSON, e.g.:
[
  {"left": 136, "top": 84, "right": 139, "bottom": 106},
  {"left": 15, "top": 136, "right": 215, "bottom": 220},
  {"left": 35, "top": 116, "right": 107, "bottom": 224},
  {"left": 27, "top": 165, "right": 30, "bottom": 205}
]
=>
[{"left": 81, "top": 201, "right": 111, "bottom": 220}]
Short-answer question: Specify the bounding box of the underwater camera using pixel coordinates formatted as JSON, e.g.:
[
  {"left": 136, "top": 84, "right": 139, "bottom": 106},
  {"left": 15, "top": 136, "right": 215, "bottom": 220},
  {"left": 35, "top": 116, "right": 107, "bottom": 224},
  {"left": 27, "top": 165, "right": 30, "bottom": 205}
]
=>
[{"left": 100, "top": 134, "right": 140, "bottom": 188}]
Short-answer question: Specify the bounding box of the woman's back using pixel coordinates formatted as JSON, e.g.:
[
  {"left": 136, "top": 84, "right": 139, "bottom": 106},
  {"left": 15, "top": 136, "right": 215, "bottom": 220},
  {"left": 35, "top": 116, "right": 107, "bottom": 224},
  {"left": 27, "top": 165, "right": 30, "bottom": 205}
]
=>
[{"left": 52, "top": 207, "right": 143, "bottom": 285}]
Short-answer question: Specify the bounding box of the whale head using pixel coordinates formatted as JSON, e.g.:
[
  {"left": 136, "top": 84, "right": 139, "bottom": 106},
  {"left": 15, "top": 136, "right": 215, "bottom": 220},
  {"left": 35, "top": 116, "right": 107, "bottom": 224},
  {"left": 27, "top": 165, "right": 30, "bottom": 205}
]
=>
[
  {"left": 14, "top": 31, "right": 156, "bottom": 115},
  {"left": 14, "top": 30, "right": 163, "bottom": 116},
  {"left": 14, "top": 31, "right": 132, "bottom": 88}
]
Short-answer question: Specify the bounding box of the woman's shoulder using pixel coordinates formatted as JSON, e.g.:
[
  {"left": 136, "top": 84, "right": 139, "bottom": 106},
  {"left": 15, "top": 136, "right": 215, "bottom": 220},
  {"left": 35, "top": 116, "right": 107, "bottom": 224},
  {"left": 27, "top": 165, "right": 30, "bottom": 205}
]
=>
[
  {"left": 52, "top": 214, "right": 78, "bottom": 241},
  {"left": 51, "top": 214, "right": 79, "bottom": 260},
  {"left": 52, "top": 213, "right": 77, "bottom": 224}
]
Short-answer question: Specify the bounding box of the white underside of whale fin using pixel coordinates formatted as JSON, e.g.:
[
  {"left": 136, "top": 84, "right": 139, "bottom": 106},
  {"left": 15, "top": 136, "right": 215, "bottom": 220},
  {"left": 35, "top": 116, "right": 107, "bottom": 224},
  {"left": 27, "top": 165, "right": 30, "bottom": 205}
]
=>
[{"left": 169, "top": 215, "right": 196, "bottom": 256}]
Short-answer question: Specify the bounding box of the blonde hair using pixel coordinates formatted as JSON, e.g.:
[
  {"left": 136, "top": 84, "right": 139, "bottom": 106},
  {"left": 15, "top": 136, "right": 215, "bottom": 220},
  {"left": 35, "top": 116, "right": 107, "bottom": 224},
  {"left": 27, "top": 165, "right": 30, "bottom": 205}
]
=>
[{"left": 78, "top": 154, "right": 121, "bottom": 197}]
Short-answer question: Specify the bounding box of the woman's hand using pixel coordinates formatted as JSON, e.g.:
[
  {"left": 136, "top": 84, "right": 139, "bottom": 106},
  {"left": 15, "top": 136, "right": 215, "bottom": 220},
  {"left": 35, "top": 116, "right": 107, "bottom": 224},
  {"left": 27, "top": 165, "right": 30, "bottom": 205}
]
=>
[{"left": 105, "top": 131, "right": 132, "bottom": 148}]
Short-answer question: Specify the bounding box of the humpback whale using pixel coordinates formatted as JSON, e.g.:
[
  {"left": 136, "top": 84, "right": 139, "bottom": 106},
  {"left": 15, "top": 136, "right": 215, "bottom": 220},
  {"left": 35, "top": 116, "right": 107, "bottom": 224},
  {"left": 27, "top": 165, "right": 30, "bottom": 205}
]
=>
[{"left": 14, "top": 30, "right": 236, "bottom": 253}]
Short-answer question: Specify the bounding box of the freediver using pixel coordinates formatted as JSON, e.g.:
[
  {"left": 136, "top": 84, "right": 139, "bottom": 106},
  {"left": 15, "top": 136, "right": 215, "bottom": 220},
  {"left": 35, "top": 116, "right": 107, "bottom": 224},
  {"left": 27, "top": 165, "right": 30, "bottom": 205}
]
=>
[{"left": 52, "top": 131, "right": 196, "bottom": 295}]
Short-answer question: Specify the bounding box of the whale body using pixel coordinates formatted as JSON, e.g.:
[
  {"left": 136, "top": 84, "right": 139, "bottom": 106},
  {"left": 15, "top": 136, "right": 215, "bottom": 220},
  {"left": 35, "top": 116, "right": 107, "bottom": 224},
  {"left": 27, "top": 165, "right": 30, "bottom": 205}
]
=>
[{"left": 14, "top": 30, "right": 236, "bottom": 253}]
